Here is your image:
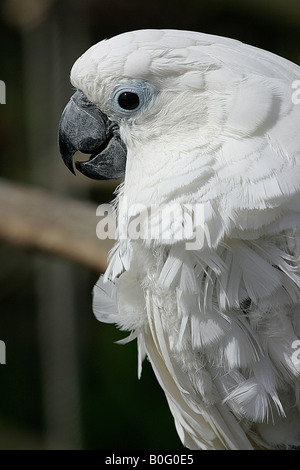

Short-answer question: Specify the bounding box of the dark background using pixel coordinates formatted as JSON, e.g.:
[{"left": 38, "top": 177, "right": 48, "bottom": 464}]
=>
[{"left": 0, "top": 0, "right": 299, "bottom": 450}]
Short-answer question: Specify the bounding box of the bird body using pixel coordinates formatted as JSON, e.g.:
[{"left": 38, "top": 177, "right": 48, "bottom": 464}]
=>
[{"left": 59, "top": 29, "right": 300, "bottom": 449}]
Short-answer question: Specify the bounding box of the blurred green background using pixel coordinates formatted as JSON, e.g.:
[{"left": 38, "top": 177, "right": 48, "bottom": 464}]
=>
[{"left": 0, "top": 0, "right": 299, "bottom": 450}]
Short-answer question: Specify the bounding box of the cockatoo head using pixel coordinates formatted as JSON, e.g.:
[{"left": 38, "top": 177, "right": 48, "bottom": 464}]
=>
[
  {"left": 59, "top": 29, "right": 300, "bottom": 246},
  {"left": 59, "top": 30, "right": 224, "bottom": 180}
]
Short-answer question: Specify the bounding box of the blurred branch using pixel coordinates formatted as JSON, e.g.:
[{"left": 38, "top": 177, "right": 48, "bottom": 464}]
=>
[{"left": 0, "top": 178, "right": 114, "bottom": 272}]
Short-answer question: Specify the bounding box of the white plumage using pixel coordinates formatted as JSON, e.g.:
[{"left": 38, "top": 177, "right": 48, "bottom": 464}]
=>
[{"left": 70, "top": 30, "right": 300, "bottom": 449}]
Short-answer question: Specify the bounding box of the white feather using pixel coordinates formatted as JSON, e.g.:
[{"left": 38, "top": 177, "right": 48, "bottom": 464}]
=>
[{"left": 71, "top": 29, "right": 300, "bottom": 449}]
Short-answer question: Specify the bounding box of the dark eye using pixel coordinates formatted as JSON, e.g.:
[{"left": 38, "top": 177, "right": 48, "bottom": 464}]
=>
[
  {"left": 112, "top": 82, "right": 156, "bottom": 118},
  {"left": 118, "top": 91, "right": 140, "bottom": 110}
]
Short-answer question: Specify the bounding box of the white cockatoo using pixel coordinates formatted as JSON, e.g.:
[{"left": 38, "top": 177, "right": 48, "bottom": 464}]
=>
[{"left": 59, "top": 29, "right": 300, "bottom": 450}]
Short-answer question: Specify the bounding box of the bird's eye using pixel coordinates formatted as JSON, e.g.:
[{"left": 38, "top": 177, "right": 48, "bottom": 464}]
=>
[
  {"left": 112, "top": 82, "right": 156, "bottom": 118},
  {"left": 118, "top": 92, "right": 140, "bottom": 110}
]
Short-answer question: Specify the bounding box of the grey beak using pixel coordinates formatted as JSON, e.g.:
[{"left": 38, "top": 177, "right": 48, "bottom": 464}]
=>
[{"left": 58, "top": 90, "right": 127, "bottom": 180}]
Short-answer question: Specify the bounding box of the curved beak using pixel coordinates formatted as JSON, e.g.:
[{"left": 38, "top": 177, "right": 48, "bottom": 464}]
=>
[{"left": 58, "top": 90, "right": 127, "bottom": 180}]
